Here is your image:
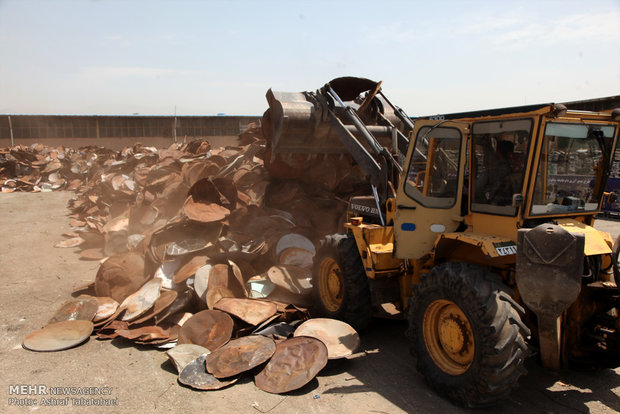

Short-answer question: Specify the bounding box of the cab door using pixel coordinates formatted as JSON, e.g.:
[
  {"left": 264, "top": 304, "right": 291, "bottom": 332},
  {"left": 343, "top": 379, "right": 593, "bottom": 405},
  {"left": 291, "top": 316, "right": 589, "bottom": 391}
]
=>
[{"left": 394, "top": 120, "right": 469, "bottom": 259}]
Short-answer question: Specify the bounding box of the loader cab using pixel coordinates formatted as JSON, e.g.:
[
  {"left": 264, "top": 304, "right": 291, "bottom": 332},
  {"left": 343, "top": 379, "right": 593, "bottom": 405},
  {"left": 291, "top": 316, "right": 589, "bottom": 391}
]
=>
[
  {"left": 394, "top": 104, "right": 619, "bottom": 259},
  {"left": 468, "top": 108, "right": 618, "bottom": 233}
]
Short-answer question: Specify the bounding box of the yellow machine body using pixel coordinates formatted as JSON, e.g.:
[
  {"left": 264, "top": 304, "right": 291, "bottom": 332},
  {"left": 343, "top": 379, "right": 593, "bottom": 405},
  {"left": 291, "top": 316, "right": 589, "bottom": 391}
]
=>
[{"left": 344, "top": 106, "right": 620, "bottom": 371}]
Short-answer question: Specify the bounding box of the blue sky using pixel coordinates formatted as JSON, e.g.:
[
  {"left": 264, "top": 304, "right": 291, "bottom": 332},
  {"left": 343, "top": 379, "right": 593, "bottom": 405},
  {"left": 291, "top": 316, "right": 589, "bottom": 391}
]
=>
[{"left": 0, "top": 0, "right": 618, "bottom": 116}]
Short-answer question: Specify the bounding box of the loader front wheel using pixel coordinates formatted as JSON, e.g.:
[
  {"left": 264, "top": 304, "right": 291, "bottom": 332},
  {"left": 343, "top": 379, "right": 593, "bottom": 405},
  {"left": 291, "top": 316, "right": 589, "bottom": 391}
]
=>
[
  {"left": 312, "top": 234, "right": 371, "bottom": 330},
  {"left": 407, "top": 262, "right": 529, "bottom": 407}
]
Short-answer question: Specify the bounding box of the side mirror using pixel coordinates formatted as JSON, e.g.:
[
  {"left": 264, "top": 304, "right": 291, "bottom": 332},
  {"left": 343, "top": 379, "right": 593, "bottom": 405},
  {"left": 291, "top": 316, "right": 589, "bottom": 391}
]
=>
[{"left": 512, "top": 193, "right": 524, "bottom": 208}]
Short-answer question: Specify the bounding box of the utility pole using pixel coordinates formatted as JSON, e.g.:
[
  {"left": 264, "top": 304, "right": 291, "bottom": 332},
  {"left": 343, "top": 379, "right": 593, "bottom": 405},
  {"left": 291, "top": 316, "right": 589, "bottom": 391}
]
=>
[
  {"left": 8, "top": 115, "right": 14, "bottom": 146},
  {"left": 173, "top": 105, "right": 178, "bottom": 143}
]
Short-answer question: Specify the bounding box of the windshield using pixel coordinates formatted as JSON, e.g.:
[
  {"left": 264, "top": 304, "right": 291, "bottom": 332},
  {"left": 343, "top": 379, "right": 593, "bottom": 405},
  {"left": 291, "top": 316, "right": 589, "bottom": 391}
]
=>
[
  {"left": 530, "top": 122, "right": 616, "bottom": 215},
  {"left": 471, "top": 119, "right": 533, "bottom": 216}
]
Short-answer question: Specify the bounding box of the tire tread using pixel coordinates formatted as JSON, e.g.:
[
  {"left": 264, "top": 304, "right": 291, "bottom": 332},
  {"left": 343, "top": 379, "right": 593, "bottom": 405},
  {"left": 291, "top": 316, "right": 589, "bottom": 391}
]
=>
[{"left": 406, "top": 262, "right": 529, "bottom": 408}]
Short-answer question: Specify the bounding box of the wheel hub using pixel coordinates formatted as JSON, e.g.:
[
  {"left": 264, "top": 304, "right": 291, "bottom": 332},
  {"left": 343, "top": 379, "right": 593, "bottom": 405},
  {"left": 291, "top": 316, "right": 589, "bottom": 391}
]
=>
[
  {"left": 318, "top": 257, "right": 344, "bottom": 312},
  {"left": 438, "top": 316, "right": 468, "bottom": 355},
  {"left": 423, "top": 299, "right": 475, "bottom": 375},
  {"left": 328, "top": 269, "right": 342, "bottom": 297}
]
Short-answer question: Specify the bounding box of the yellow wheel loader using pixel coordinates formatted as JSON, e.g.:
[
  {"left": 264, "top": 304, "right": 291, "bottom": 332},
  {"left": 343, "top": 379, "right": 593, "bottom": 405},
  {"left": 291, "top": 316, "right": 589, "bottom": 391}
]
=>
[{"left": 262, "top": 77, "right": 620, "bottom": 407}]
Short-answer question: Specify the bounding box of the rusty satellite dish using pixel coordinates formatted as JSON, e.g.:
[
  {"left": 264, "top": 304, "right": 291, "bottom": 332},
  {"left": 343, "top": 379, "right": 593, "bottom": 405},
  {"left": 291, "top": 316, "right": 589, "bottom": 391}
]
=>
[
  {"left": 119, "top": 278, "right": 162, "bottom": 321},
  {"left": 206, "top": 335, "right": 276, "bottom": 378},
  {"left": 102, "top": 215, "right": 129, "bottom": 233},
  {"left": 94, "top": 251, "right": 148, "bottom": 303},
  {"left": 178, "top": 354, "right": 238, "bottom": 391},
  {"left": 154, "top": 289, "right": 193, "bottom": 325},
  {"left": 205, "top": 263, "right": 244, "bottom": 310},
  {"left": 130, "top": 289, "right": 178, "bottom": 325},
  {"left": 47, "top": 296, "right": 99, "bottom": 325},
  {"left": 278, "top": 247, "right": 314, "bottom": 269},
  {"left": 153, "top": 259, "right": 181, "bottom": 290},
  {"left": 178, "top": 310, "right": 233, "bottom": 351},
  {"left": 173, "top": 255, "right": 209, "bottom": 284},
  {"left": 294, "top": 318, "right": 359, "bottom": 359},
  {"left": 275, "top": 234, "right": 315, "bottom": 257},
  {"left": 93, "top": 297, "right": 120, "bottom": 322},
  {"left": 254, "top": 336, "right": 328, "bottom": 394},
  {"left": 193, "top": 263, "right": 213, "bottom": 301},
  {"left": 23, "top": 320, "right": 94, "bottom": 352},
  {"left": 214, "top": 298, "right": 278, "bottom": 326},
  {"left": 115, "top": 324, "right": 179, "bottom": 343},
  {"left": 183, "top": 178, "right": 231, "bottom": 223},
  {"left": 167, "top": 344, "right": 211, "bottom": 374},
  {"left": 266, "top": 265, "right": 313, "bottom": 295},
  {"left": 182, "top": 197, "right": 230, "bottom": 223},
  {"left": 93, "top": 308, "right": 124, "bottom": 329}
]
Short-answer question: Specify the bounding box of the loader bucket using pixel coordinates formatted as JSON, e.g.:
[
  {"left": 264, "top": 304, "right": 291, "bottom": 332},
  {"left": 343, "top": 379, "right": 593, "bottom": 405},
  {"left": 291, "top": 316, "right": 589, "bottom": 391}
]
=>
[
  {"left": 263, "top": 89, "right": 349, "bottom": 156},
  {"left": 262, "top": 77, "right": 408, "bottom": 180}
]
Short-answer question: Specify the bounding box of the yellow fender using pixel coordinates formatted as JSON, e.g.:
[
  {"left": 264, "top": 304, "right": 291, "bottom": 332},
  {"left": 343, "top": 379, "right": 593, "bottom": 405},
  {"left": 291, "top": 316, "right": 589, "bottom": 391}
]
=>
[
  {"left": 433, "top": 232, "right": 517, "bottom": 268},
  {"left": 555, "top": 218, "right": 612, "bottom": 256},
  {"left": 345, "top": 222, "right": 402, "bottom": 279}
]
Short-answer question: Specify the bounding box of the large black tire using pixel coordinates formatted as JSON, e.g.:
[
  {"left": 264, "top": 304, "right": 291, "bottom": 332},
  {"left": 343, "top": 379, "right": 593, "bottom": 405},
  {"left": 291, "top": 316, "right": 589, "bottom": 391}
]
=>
[
  {"left": 407, "top": 262, "right": 529, "bottom": 408},
  {"left": 312, "top": 233, "right": 372, "bottom": 330}
]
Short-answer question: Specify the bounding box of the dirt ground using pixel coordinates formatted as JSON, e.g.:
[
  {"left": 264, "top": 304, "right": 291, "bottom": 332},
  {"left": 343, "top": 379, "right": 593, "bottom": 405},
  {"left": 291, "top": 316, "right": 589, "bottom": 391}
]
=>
[{"left": 1, "top": 191, "right": 620, "bottom": 414}]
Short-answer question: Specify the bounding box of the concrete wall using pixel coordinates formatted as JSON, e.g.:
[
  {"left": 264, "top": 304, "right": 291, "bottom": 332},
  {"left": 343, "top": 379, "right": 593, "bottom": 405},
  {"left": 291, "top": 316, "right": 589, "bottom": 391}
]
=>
[{"left": 0, "top": 115, "right": 260, "bottom": 150}]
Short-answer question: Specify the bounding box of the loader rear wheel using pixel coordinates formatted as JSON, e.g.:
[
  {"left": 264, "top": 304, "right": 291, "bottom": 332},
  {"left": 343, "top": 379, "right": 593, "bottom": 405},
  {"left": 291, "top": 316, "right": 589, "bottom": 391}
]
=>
[
  {"left": 312, "top": 233, "right": 371, "bottom": 330},
  {"left": 407, "top": 262, "right": 529, "bottom": 408}
]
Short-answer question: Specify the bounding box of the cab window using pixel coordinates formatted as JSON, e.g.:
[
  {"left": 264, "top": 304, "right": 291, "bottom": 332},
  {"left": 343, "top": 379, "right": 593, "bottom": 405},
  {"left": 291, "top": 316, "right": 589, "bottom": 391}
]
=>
[
  {"left": 530, "top": 123, "right": 616, "bottom": 215},
  {"left": 471, "top": 119, "right": 533, "bottom": 215},
  {"left": 404, "top": 126, "right": 462, "bottom": 208}
]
